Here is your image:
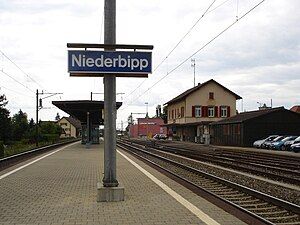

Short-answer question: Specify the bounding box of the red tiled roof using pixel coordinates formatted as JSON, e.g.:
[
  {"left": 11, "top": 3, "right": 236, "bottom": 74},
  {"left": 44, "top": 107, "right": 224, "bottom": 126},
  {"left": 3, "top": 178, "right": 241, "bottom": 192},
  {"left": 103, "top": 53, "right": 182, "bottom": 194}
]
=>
[
  {"left": 164, "top": 79, "right": 242, "bottom": 105},
  {"left": 290, "top": 105, "right": 300, "bottom": 113}
]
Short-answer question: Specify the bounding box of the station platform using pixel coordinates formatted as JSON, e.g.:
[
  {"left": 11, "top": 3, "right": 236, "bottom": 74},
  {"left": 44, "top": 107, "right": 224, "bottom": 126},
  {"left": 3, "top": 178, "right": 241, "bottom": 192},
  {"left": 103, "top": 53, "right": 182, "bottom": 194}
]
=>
[{"left": 0, "top": 142, "right": 245, "bottom": 225}]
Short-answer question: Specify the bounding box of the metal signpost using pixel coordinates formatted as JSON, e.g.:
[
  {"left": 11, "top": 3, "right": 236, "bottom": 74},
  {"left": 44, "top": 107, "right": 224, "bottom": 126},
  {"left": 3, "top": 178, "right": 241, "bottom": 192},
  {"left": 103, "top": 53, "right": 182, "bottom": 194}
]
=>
[{"left": 67, "top": 0, "right": 152, "bottom": 202}]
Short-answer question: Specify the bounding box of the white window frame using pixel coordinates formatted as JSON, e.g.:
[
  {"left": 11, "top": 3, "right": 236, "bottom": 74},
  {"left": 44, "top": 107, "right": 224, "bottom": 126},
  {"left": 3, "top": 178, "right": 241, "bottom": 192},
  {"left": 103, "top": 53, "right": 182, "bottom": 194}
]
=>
[
  {"left": 208, "top": 106, "right": 215, "bottom": 117},
  {"left": 195, "top": 106, "right": 201, "bottom": 117},
  {"left": 221, "top": 106, "right": 227, "bottom": 118}
]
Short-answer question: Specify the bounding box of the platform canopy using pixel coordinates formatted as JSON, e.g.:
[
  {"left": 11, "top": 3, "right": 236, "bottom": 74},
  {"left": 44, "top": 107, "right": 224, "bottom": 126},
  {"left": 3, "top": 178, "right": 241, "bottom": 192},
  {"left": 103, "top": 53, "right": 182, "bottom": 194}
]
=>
[{"left": 52, "top": 100, "right": 122, "bottom": 125}]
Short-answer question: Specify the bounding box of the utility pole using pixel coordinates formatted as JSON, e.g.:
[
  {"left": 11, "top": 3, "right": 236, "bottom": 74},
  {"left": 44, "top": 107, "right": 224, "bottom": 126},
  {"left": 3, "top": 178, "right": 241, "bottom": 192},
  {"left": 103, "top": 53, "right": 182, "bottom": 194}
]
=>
[
  {"left": 36, "top": 89, "right": 63, "bottom": 147},
  {"left": 97, "top": 0, "right": 125, "bottom": 202},
  {"left": 191, "top": 59, "right": 196, "bottom": 87},
  {"left": 36, "top": 90, "right": 39, "bottom": 147},
  {"left": 145, "top": 102, "right": 148, "bottom": 138},
  {"left": 102, "top": 0, "right": 118, "bottom": 188}
]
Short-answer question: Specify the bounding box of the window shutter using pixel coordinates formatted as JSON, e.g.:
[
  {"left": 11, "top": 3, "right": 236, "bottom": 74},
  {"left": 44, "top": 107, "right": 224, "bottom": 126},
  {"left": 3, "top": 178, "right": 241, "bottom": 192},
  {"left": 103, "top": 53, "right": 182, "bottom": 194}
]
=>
[
  {"left": 192, "top": 106, "right": 195, "bottom": 117},
  {"left": 215, "top": 106, "right": 218, "bottom": 117},
  {"left": 219, "top": 106, "right": 222, "bottom": 117},
  {"left": 202, "top": 106, "right": 207, "bottom": 117},
  {"left": 227, "top": 106, "right": 231, "bottom": 117}
]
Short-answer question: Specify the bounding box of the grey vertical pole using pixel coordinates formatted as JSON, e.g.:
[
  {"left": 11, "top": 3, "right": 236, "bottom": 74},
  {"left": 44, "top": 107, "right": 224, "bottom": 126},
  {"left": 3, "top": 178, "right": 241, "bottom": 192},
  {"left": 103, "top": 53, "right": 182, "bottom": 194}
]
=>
[
  {"left": 103, "top": 0, "right": 118, "bottom": 187},
  {"left": 36, "top": 89, "right": 39, "bottom": 147},
  {"left": 86, "top": 111, "right": 90, "bottom": 147}
]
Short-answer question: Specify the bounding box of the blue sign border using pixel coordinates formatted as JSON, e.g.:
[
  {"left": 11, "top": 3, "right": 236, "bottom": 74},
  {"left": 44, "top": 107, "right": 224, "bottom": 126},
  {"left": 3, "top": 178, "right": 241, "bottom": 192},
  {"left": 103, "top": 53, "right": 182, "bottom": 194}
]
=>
[{"left": 68, "top": 50, "right": 152, "bottom": 74}]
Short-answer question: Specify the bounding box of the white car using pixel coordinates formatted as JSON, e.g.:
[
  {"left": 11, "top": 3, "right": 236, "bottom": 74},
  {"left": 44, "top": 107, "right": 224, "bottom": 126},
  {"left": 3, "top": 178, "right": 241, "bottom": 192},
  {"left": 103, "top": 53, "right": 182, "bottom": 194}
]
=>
[{"left": 253, "top": 135, "right": 278, "bottom": 148}]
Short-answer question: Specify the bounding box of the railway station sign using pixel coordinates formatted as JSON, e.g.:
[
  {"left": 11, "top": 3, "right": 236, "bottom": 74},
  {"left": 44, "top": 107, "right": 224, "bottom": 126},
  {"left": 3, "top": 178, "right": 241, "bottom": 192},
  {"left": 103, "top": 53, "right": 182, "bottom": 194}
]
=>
[{"left": 68, "top": 50, "right": 152, "bottom": 77}]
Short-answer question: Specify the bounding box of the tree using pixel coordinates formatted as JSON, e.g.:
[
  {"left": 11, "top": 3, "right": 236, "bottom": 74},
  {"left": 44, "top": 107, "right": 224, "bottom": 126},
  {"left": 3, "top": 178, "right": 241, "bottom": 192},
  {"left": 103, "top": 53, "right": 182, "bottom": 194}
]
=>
[
  {"left": 40, "top": 121, "right": 62, "bottom": 143},
  {"left": 127, "top": 114, "right": 133, "bottom": 125},
  {"left": 55, "top": 113, "right": 60, "bottom": 121},
  {"left": 11, "top": 109, "right": 29, "bottom": 141},
  {"left": 161, "top": 105, "right": 168, "bottom": 124},
  {"left": 0, "top": 94, "right": 11, "bottom": 144}
]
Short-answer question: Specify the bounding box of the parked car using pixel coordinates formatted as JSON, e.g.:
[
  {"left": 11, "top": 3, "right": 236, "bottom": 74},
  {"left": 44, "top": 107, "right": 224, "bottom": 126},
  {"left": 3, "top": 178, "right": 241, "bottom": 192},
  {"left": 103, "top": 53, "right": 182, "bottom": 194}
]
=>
[
  {"left": 270, "top": 136, "right": 298, "bottom": 150},
  {"left": 290, "top": 143, "right": 300, "bottom": 153},
  {"left": 261, "top": 135, "right": 285, "bottom": 149},
  {"left": 153, "top": 134, "right": 167, "bottom": 140},
  {"left": 253, "top": 135, "right": 278, "bottom": 148},
  {"left": 282, "top": 136, "right": 300, "bottom": 150}
]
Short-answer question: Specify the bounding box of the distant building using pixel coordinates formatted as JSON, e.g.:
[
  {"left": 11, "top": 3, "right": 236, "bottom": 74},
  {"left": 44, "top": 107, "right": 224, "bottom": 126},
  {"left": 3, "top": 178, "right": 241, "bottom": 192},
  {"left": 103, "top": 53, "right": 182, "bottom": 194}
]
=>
[
  {"left": 129, "top": 118, "right": 167, "bottom": 138},
  {"left": 164, "top": 79, "right": 242, "bottom": 143},
  {"left": 290, "top": 105, "right": 300, "bottom": 114},
  {"left": 210, "top": 107, "right": 300, "bottom": 147},
  {"left": 56, "top": 117, "right": 81, "bottom": 138},
  {"left": 258, "top": 103, "right": 271, "bottom": 110}
]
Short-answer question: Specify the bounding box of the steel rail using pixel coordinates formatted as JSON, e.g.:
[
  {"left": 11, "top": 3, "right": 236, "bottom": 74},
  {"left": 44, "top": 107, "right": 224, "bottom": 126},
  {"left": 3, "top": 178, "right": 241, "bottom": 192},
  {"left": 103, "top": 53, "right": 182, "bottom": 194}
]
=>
[
  {"left": 117, "top": 140, "right": 300, "bottom": 225},
  {"left": 127, "top": 139, "right": 300, "bottom": 182},
  {"left": 0, "top": 139, "right": 80, "bottom": 171},
  {"left": 154, "top": 145, "right": 300, "bottom": 185}
]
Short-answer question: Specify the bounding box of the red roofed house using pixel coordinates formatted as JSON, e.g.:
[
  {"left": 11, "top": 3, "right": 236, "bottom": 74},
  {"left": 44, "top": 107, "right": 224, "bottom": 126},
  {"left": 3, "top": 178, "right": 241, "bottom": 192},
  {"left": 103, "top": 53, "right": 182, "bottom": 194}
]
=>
[
  {"left": 164, "top": 79, "right": 242, "bottom": 143},
  {"left": 290, "top": 105, "right": 300, "bottom": 114},
  {"left": 129, "top": 117, "right": 167, "bottom": 138}
]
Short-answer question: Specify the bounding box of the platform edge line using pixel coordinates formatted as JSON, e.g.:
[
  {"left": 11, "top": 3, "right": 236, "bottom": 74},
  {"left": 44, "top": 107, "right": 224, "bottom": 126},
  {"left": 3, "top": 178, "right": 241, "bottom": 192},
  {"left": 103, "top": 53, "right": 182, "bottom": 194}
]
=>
[
  {"left": 0, "top": 142, "right": 78, "bottom": 180},
  {"left": 117, "top": 150, "right": 221, "bottom": 225}
]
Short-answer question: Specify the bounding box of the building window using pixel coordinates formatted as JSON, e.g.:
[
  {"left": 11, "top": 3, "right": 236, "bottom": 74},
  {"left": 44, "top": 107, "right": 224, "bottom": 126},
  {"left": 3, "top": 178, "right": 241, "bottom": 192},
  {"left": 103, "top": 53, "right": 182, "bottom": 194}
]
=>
[
  {"left": 208, "top": 106, "right": 215, "bottom": 117},
  {"left": 209, "top": 92, "right": 214, "bottom": 100},
  {"left": 221, "top": 106, "right": 227, "bottom": 117},
  {"left": 181, "top": 107, "right": 184, "bottom": 117},
  {"left": 195, "top": 106, "right": 202, "bottom": 117},
  {"left": 60, "top": 123, "right": 67, "bottom": 126}
]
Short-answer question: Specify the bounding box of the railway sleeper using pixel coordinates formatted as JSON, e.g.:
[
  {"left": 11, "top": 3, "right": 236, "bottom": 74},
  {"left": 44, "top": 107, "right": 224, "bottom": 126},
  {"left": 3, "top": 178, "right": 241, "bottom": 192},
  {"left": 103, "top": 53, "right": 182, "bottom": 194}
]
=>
[
  {"left": 223, "top": 195, "right": 252, "bottom": 201},
  {"left": 236, "top": 201, "right": 269, "bottom": 208},
  {"left": 276, "top": 221, "right": 300, "bottom": 225},
  {"left": 204, "top": 186, "right": 231, "bottom": 191},
  {"left": 265, "top": 214, "right": 300, "bottom": 223},
  {"left": 218, "top": 193, "right": 248, "bottom": 198},
  {"left": 250, "top": 205, "right": 281, "bottom": 212},
  {"left": 256, "top": 210, "right": 290, "bottom": 217},
  {"left": 216, "top": 192, "right": 243, "bottom": 197},
  {"left": 232, "top": 199, "right": 262, "bottom": 205}
]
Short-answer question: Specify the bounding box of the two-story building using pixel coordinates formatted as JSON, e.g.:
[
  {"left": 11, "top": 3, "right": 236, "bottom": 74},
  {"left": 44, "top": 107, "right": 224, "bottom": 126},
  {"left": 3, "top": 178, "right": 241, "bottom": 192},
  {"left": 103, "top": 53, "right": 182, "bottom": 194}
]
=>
[
  {"left": 56, "top": 116, "right": 82, "bottom": 138},
  {"left": 164, "top": 79, "right": 242, "bottom": 143}
]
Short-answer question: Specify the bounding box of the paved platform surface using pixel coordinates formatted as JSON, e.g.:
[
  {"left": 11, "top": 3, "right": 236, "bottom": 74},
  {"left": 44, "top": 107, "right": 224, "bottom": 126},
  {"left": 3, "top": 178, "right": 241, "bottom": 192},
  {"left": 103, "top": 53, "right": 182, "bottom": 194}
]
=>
[{"left": 0, "top": 142, "right": 246, "bottom": 225}]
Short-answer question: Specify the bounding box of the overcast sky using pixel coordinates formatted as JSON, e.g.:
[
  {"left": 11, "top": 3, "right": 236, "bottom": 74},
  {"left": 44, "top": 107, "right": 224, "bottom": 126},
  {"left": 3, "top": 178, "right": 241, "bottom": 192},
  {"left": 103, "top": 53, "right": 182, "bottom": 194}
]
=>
[{"left": 0, "top": 0, "right": 299, "bottom": 129}]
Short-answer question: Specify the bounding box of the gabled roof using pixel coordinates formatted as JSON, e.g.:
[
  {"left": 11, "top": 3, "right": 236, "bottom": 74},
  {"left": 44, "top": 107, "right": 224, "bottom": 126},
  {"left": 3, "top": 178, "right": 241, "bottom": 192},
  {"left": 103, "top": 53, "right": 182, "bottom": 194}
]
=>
[
  {"left": 57, "top": 116, "right": 81, "bottom": 129},
  {"left": 164, "top": 79, "right": 242, "bottom": 105},
  {"left": 290, "top": 105, "right": 300, "bottom": 113},
  {"left": 210, "top": 107, "right": 299, "bottom": 125},
  {"left": 65, "top": 117, "right": 82, "bottom": 129}
]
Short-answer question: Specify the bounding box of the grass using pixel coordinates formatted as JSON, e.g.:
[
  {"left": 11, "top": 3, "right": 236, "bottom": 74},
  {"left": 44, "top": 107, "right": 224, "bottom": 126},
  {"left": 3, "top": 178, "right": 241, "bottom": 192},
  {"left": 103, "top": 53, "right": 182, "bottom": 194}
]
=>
[{"left": 2, "top": 138, "right": 76, "bottom": 158}]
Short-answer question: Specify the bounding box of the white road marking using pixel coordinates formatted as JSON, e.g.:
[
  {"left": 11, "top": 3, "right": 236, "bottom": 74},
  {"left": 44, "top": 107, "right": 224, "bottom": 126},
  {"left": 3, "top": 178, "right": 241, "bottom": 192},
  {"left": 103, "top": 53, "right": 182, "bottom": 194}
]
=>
[
  {"left": 0, "top": 142, "right": 78, "bottom": 180},
  {"left": 117, "top": 150, "right": 221, "bottom": 225}
]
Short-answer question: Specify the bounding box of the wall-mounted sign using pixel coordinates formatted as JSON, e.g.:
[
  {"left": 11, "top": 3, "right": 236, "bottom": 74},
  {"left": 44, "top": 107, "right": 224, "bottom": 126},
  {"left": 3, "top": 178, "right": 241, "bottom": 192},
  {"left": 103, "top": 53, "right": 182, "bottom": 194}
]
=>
[{"left": 68, "top": 50, "right": 152, "bottom": 77}]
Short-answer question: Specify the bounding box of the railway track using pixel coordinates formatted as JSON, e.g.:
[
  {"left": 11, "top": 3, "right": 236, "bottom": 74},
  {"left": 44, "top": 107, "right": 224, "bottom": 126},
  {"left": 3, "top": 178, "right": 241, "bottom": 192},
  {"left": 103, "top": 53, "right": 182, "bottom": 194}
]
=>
[
  {"left": 0, "top": 139, "right": 80, "bottom": 171},
  {"left": 117, "top": 139, "right": 300, "bottom": 225},
  {"left": 127, "top": 139, "right": 300, "bottom": 185}
]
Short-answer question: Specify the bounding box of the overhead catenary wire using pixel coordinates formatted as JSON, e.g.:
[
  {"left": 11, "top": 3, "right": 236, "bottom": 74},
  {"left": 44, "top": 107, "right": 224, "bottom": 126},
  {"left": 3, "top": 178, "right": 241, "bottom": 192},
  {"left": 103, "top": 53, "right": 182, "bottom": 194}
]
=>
[
  {"left": 0, "top": 70, "right": 35, "bottom": 94},
  {"left": 121, "top": 0, "right": 266, "bottom": 110},
  {"left": 207, "top": 0, "right": 233, "bottom": 14},
  {"left": 0, "top": 85, "right": 33, "bottom": 98},
  {"left": 0, "top": 50, "right": 45, "bottom": 90},
  {"left": 123, "top": 0, "right": 217, "bottom": 101}
]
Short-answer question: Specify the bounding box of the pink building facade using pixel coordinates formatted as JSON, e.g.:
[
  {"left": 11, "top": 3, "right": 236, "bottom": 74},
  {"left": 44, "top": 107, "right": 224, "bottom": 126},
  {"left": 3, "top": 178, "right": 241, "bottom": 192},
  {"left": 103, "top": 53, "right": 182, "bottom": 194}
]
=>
[{"left": 129, "top": 118, "right": 167, "bottom": 138}]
